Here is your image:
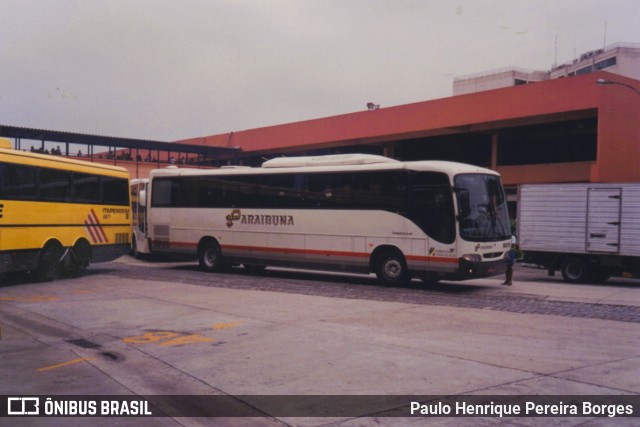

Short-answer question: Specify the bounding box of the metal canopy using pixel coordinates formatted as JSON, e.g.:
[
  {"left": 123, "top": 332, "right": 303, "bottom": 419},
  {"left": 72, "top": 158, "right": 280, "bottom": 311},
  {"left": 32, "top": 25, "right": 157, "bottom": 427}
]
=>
[{"left": 0, "top": 124, "right": 240, "bottom": 158}]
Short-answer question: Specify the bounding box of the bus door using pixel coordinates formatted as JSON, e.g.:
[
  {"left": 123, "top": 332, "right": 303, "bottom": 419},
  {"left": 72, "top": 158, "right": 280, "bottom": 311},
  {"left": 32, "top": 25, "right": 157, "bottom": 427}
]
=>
[
  {"left": 137, "top": 181, "right": 147, "bottom": 236},
  {"left": 131, "top": 180, "right": 148, "bottom": 253},
  {"left": 409, "top": 172, "right": 457, "bottom": 274}
]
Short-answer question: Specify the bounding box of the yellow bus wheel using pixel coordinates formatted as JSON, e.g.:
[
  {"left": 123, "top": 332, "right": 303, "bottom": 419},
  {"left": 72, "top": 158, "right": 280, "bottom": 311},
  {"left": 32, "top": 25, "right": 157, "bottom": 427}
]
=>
[
  {"left": 64, "top": 240, "right": 91, "bottom": 278},
  {"left": 36, "top": 241, "right": 63, "bottom": 282}
]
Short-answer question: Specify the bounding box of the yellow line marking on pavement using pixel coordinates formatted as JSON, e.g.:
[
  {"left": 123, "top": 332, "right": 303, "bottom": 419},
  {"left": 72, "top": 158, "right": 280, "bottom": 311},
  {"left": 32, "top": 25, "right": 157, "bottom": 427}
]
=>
[
  {"left": 212, "top": 321, "right": 243, "bottom": 330},
  {"left": 159, "top": 335, "right": 215, "bottom": 346},
  {"left": 123, "top": 331, "right": 179, "bottom": 344},
  {"left": 38, "top": 357, "right": 96, "bottom": 372},
  {"left": 0, "top": 295, "right": 59, "bottom": 302},
  {"left": 122, "top": 331, "right": 214, "bottom": 347},
  {"left": 72, "top": 289, "right": 97, "bottom": 295},
  {"left": 22, "top": 295, "right": 60, "bottom": 302}
]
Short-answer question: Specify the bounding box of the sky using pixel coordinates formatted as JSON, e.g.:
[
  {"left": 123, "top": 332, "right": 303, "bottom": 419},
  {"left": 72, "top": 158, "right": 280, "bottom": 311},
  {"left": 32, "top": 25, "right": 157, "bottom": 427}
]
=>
[{"left": 1, "top": 0, "right": 639, "bottom": 143}]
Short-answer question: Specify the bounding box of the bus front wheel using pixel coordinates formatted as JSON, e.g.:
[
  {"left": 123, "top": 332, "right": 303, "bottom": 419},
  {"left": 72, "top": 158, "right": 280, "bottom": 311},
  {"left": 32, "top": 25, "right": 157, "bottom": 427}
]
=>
[
  {"left": 65, "top": 240, "right": 91, "bottom": 277},
  {"left": 198, "top": 240, "right": 225, "bottom": 272},
  {"left": 374, "top": 249, "right": 409, "bottom": 286}
]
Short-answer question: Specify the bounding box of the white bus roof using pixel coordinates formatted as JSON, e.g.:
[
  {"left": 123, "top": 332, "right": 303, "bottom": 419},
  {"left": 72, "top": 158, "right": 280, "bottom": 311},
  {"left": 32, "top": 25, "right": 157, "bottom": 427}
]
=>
[
  {"left": 149, "top": 154, "right": 499, "bottom": 178},
  {"left": 262, "top": 153, "right": 399, "bottom": 168}
]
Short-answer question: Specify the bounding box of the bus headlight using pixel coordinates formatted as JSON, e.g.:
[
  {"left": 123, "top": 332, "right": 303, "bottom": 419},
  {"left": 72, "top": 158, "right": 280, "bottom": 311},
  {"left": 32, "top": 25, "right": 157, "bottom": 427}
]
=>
[{"left": 462, "top": 254, "right": 482, "bottom": 263}]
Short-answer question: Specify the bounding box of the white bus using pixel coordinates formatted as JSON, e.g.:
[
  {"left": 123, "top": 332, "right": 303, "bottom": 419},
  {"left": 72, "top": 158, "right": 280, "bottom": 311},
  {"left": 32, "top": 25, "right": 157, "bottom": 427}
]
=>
[
  {"left": 142, "top": 154, "right": 512, "bottom": 285},
  {"left": 130, "top": 178, "right": 151, "bottom": 258}
]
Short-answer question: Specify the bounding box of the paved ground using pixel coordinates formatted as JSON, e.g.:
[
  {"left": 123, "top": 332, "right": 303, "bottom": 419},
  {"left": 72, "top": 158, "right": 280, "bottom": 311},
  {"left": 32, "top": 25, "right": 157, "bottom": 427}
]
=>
[{"left": 1, "top": 258, "right": 639, "bottom": 426}]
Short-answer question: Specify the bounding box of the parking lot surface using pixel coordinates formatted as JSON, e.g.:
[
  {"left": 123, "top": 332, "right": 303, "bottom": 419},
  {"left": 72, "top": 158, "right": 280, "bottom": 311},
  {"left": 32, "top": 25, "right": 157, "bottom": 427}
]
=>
[{"left": 1, "top": 258, "right": 639, "bottom": 426}]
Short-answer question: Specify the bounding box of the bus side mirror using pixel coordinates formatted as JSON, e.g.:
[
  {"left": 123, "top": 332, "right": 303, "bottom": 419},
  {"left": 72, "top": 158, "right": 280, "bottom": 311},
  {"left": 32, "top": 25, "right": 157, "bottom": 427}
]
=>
[{"left": 139, "top": 190, "right": 147, "bottom": 207}]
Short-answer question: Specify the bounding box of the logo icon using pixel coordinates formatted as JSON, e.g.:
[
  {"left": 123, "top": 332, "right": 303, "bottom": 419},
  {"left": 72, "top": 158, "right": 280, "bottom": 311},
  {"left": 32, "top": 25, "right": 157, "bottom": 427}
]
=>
[
  {"left": 7, "top": 397, "right": 39, "bottom": 415},
  {"left": 226, "top": 209, "right": 241, "bottom": 228}
]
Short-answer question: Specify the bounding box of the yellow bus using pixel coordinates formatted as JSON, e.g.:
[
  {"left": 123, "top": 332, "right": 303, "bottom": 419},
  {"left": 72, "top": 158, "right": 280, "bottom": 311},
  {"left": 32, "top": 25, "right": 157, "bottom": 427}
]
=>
[{"left": 0, "top": 140, "right": 131, "bottom": 280}]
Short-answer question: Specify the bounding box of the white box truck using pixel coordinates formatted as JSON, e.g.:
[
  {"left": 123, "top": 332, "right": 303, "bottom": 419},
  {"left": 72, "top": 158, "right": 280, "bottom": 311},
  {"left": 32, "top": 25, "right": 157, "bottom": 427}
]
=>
[{"left": 517, "top": 183, "right": 640, "bottom": 283}]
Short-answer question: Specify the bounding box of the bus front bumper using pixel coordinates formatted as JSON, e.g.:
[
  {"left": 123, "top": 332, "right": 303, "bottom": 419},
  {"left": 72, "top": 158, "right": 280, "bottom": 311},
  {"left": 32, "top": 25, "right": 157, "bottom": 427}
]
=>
[{"left": 455, "top": 257, "right": 509, "bottom": 280}]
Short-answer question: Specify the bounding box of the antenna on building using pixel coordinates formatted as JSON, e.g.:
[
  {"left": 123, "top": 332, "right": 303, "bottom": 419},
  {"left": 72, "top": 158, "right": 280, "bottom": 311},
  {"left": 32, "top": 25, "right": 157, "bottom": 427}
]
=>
[
  {"left": 603, "top": 22, "right": 607, "bottom": 48},
  {"left": 554, "top": 34, "right": 558, "bottom": 67}
]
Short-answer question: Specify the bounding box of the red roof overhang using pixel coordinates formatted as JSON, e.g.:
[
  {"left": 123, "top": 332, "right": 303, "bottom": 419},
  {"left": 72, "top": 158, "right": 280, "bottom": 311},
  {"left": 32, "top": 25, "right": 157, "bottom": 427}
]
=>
[{"left": 176, "top": 71, "right": 637, "bottom": 154}]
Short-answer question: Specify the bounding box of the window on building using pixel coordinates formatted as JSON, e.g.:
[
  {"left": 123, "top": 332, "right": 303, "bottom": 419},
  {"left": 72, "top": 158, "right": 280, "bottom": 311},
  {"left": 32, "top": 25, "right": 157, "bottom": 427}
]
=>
[
  {"left": 576, "top": 66, "right": 593, "bottom": 75},
  {"left": 595, "top": 56, "right": 617, "bottom": 70},
  {"left": 496, "top": 118, "right": 597, "bottom": 166},
  {"left": 394, "top": 133, "right": 492, "bottom": 167}
]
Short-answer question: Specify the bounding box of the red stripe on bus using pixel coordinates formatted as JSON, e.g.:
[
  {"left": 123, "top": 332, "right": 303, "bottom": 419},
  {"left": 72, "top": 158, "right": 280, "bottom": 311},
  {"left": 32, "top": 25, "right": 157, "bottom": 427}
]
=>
[
  {"left": 168, "top": 241, "right": 197, "bottom": 248},
  {"left": 85, "top": 211, "right": 103, "bottom": 243},
  {"left": 225, "top": 244, "right": 370, "bottom": 259},
  {"left": 89, "top": 209, "right": 109, "bottom": 243},
  {"left": 161, "top": 240, "right": 459, "bottom": 265},
  {"left": 84, "top": 219, "right": 99, "bottom": 243}
]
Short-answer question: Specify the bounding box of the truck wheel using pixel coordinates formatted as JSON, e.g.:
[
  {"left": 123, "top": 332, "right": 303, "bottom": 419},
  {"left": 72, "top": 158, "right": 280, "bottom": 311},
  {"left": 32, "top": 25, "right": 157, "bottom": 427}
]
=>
[
  {"left": 561, "top": 258, "right": 591, "bottom": 283},
  {"left": 374, "top": 249, "right": 409, "bottom": 286},
  {"left": 198, "top": 240, "right": 225, "bottom": 272}
]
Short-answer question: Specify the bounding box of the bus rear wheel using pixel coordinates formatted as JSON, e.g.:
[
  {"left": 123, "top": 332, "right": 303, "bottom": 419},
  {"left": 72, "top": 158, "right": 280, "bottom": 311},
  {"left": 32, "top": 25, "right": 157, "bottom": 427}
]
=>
[
  {"left": 36, "top": 241, "right": 63, "bottom": 282},
  {"left": 374, "top": 249, "right": 409, "bottom": 286},
  {"left": 198, "top": 240, "right": 225, "bottom": 272},
  {"left": 64, "top": 240, "right": 91, "bottom": 277}
]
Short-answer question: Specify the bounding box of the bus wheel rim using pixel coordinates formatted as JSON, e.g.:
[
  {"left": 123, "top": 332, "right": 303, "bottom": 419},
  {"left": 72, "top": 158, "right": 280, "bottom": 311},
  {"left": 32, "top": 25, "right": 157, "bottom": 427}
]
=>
[
  {"left": 384, "top": 260, "right": 402, "bottom": 279},
  {"left": 205, "top": 249, "right": 217, "bottom": 267}
]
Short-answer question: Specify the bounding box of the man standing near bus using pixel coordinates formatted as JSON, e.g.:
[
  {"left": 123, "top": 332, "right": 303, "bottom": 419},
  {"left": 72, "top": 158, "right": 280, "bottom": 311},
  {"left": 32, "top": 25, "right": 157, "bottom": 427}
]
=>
[{"left": 503, "top": 235, "right": 517, "bottom": 286}]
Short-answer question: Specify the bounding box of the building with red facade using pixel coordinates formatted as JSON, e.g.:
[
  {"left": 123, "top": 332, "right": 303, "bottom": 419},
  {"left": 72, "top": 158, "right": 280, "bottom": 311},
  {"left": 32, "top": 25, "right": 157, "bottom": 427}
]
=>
[{"left": 179, "top": 71, "right": 640, "bottom": 192}]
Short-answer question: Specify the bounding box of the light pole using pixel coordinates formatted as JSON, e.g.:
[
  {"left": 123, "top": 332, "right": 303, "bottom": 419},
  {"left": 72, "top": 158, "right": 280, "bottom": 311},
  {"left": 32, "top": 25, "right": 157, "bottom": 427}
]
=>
[{"left": 596, "top": 78, "right": 640, "bottom": 96}]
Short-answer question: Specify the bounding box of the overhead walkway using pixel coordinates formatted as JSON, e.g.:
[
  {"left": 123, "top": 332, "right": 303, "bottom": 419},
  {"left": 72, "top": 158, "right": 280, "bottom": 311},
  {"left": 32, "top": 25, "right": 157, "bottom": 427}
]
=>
[{"left": 0, "top": 124, "right": 240, "bottom": 178}]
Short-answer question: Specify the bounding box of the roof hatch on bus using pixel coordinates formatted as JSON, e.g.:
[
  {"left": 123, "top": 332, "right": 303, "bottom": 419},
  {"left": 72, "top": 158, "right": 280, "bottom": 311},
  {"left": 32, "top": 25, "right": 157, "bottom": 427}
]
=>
[{"left": 262, "top": 154, "right": 400, "bottom": 168}]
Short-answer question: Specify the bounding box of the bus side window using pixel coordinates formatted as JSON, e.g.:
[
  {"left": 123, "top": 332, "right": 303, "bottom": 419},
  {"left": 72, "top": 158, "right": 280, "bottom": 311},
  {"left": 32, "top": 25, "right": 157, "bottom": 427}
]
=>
[
  {"left": 176, "top": 177, "right": 198, "bottom": 207},
  {"left": 0, "top": 163, "right": 39, "bottom": 200},
  {"left": 259, "top": 174, "right": 301, "bottom": 209},
  {"left": 102, "top": 176, "right": 130, "bottom": 206},
  {"left": 352, "top": 171, "right": 406, "bottom": 212},
  {"left": 197, "top": 176, "right": 219, "bottom": 207},
  {"left": 40, "top": 168, "right": 72, "bottom": 202},
  {"left": 151, "top": 178, "right": 174, "bottom": 207},
  {"left": 73, "top": 173, "right": 100, "bottom": 203},
  {"left": 306, "top": 173, "right": 329, "bottom": 208}
]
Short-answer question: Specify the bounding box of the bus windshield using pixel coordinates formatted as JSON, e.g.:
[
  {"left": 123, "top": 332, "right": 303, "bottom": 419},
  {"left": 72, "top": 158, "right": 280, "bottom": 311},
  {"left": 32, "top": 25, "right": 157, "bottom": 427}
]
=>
[{"left": 455, "top": 174, "right": 511, "bottom": 242}]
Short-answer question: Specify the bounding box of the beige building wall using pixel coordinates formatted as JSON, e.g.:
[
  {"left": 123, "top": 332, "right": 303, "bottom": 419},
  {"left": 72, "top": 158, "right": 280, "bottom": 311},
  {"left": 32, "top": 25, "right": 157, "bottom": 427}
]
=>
[{"left": 454, "top": 42, "right": 640, "bottom": 95}]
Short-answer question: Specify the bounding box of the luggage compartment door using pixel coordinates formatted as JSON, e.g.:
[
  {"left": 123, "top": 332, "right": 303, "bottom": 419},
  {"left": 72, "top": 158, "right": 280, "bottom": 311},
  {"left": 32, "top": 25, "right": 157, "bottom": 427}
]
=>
[{"left": 586, "top": 188, "right": 622, "bottom": 253}]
